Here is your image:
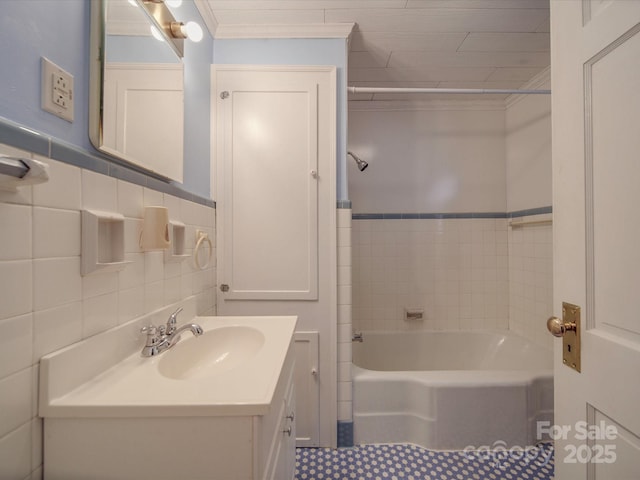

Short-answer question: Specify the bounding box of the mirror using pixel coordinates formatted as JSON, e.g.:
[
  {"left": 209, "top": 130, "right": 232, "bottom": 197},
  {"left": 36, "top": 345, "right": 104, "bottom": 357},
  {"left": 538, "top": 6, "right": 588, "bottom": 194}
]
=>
[{"left": 90, "top": 0, "right": 184, "bottom": 182}]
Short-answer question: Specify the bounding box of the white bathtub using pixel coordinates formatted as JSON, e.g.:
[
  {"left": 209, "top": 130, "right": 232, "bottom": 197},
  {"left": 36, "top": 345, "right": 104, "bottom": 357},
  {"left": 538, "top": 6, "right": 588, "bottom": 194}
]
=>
[{"left": 352, "top": 330, "right": 553, "bottom": 450}]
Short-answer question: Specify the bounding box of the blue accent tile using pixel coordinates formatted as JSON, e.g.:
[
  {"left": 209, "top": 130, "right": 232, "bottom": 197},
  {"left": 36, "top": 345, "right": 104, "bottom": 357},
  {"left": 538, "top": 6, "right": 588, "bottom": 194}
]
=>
[
  {"left": 352, "top": 211, "right": 526, "bottom": 220},
  {"left": 475, "top": 211, "right": 508, "bottom": 218},
  {"left": 0, "top": 116, "right": 50, "bottom": 157},
  {"left": 509, "top": 206, "right": 553, "bottom": 218},
  {"left": 0, "top": 117, "right": 215, "bottom": 208},
  {"left": 50, "top": 139, "right": 109, "bottom": 175},
  {"left": 108, "top": 163, "right": 151, "bottom": 188},
  {"left": 337, "top": 421, "right": 354, "bottom": 448}
]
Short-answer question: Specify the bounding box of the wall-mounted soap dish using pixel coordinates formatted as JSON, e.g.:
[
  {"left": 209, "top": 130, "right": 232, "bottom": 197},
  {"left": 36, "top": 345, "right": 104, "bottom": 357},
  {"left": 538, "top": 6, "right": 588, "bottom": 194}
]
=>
[
  {"left": 164, "top": 220, "right": 190, "bottom": 263},
  {"left": 81, "top": 210, "right": 131, "bottom": 276}
]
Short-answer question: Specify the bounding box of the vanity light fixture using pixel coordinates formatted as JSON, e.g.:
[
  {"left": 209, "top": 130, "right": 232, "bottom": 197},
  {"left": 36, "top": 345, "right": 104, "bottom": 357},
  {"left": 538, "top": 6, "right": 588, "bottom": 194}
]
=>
[{"left": 136, "top": 0, "right": 203, "bottom": 57}]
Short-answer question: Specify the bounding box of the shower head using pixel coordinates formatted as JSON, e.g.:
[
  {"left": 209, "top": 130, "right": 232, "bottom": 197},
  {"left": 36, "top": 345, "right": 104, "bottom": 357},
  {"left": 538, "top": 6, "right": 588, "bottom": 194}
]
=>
[{"left": 348, "top": 151, "right": 368, "bottom": 172}]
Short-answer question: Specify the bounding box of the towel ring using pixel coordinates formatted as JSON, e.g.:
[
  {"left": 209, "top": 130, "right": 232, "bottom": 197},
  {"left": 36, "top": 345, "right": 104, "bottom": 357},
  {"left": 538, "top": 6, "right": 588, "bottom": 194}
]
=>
[{"left": 194, "top": 231, "right": 212, "bottom": 270}]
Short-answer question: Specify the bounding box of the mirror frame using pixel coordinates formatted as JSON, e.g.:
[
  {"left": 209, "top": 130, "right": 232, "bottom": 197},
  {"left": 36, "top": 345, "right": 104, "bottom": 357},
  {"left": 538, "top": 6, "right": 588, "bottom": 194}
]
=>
[{"left": 88, "top": 0, "right": 184, "bottom": 181}]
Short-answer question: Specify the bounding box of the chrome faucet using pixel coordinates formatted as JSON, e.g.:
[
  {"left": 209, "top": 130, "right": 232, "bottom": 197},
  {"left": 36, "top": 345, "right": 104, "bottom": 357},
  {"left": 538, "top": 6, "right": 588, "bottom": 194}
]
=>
[{"left": 140, "top": 307, "right": 204, "bottom": 357}]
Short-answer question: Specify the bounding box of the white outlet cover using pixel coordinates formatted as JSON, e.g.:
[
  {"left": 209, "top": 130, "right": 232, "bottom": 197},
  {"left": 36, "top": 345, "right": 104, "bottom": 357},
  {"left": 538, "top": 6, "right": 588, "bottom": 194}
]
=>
[{"left": 41, "top": 57, "right": 74, "bottom": 122}]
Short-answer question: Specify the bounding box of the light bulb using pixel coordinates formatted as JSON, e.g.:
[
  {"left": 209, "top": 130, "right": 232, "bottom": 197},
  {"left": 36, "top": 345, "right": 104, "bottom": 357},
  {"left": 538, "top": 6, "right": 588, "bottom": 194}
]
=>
[
  {"left": 165, "top": 0, "right": 182, "bottom": 7},
  {"left": 150, "top": 26, "right": 165, "bottom": 42},
  {"left": 184, "top": 21, "right": 203, "bottom": 42}
]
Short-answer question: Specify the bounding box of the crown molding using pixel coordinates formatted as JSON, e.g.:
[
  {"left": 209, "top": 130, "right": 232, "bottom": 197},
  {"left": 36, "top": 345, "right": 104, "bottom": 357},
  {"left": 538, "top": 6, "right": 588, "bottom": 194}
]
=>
[
  {"left": 214, "top": 23, "right": 355, "bottom": 40},
  {"left": 194, "top": 0, "right": 218, "bottom": 37}
]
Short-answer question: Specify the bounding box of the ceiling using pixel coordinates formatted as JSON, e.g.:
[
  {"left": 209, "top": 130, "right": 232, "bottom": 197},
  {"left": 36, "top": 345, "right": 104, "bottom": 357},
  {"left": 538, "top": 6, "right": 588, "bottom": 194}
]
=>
[{"left": 200, "top": 0, "right": 550, "bottom": 101}]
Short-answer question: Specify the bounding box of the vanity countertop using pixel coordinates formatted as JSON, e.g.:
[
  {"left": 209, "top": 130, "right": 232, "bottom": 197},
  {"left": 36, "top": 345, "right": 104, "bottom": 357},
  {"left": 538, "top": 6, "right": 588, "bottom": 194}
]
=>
[{"left": 39, "top": 315, "right": 297, "bottom": 418}]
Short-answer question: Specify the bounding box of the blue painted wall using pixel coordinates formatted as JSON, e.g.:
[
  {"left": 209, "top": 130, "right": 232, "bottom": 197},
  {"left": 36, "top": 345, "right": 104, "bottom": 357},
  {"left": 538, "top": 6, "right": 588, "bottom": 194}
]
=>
[
  {"left": 213, "top": 38, "right": 349, "bottom": 201},
  {"left": 0, "top": 0, "right": 213, "bottom": 199}
]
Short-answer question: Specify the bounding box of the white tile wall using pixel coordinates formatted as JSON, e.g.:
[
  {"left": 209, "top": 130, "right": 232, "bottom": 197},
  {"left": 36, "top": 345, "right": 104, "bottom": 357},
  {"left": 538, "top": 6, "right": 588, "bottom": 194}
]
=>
[
  {"left": 352, "top": 218, "right": 509, "bottom": 332},
  {"left": 336, "top": 208, "right": 353, "bottom": 422},
  {"left": 0, "top": 143, "right": 216, "bottom": 480},
  {"left": 508, "top": 218, "right": 553, "bottom": 349}
]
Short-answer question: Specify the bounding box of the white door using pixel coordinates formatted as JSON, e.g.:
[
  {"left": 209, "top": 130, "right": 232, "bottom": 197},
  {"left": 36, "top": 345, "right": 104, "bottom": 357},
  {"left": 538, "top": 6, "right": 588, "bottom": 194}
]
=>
[
  {"left": 551, "top": 2, "right": 640, "bottom": 478},
  {"left": 212, "top": 65, "right": 336, "bottom": 448}
]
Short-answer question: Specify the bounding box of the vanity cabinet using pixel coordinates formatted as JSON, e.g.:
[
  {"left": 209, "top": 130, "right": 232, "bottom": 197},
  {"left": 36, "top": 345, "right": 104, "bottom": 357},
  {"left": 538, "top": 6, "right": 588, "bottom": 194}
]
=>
[{"left": 43, "top": 338, "right": 296, "bottom": 480}]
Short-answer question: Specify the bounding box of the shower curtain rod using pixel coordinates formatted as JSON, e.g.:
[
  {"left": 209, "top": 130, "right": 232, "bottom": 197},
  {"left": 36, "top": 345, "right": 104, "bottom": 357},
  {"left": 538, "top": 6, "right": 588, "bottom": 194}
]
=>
[{"left": 347, "top": 86, "right": 551, "bottom": 95}]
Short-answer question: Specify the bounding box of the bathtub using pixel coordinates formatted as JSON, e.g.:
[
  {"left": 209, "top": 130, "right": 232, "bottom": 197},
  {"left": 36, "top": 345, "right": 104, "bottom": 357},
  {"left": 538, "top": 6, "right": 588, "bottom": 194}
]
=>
[{"left": 352, "top": 330, "right": 553, "bottom": 450}]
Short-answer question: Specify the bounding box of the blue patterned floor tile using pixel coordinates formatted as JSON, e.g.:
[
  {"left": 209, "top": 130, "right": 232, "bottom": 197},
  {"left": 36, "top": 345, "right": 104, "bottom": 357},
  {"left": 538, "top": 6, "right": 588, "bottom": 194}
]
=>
[{"left": 296, "top": 443, "right": 554, "bottom": 480}]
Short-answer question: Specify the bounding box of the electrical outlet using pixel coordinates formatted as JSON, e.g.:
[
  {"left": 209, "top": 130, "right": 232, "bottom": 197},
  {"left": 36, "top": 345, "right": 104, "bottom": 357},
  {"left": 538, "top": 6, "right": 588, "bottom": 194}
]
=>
[{"left": 41, "top": 57, "right": 74, "bottom": 122}]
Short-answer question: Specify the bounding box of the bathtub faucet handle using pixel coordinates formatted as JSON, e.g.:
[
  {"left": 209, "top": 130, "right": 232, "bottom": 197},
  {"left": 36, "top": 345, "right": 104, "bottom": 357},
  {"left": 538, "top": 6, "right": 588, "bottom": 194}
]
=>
[{"left": 352, "top": 332, "right": 363, "bottom": 342}]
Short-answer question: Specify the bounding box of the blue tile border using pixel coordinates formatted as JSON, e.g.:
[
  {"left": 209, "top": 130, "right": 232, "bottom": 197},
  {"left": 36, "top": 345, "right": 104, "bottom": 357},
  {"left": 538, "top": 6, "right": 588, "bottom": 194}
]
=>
[
  {"left": 508, "top": 206, "right": 553, "bottom": 218},
  {"left": 352, "top": 207, "right": 552, "bottom": 220},
  {"left": 0, "top": 118, "right": 50, "bottom": 157},
  {"left": 337, "top": 421, "right": 354, "bottom": 448},
  {"left": 352, "top": 212, "right": 508, "bottom": 220},
  {"left": 0, "top": 116, "right": 215, "bottom": 208}
]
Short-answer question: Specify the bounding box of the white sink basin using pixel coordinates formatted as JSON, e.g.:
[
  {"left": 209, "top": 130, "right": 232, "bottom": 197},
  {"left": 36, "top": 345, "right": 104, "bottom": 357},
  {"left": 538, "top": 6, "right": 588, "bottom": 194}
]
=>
[
  {"left": 158, "top": 326, "right": 266, "bottom": 380},
  {"left": 39, "top": 312, "right": 297, "bottom": 418}
]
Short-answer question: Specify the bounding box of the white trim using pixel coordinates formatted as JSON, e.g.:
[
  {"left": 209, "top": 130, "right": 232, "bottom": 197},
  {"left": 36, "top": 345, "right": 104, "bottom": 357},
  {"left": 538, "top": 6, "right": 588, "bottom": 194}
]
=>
[
  {"left": 194, "top": 0, "right": 218, "bottom": 37},
  {"left": 214, "top": 23, "right": 355, "bottom": 40},
  {"left": 348, "top": 99, "right": 506, "bottom": 112}
]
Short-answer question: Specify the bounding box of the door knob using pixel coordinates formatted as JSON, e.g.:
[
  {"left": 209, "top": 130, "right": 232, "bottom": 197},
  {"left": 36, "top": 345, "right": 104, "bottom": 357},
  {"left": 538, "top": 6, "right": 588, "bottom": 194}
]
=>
[{"left": 547, "top": 316, "right": 577, "bottom": 337}]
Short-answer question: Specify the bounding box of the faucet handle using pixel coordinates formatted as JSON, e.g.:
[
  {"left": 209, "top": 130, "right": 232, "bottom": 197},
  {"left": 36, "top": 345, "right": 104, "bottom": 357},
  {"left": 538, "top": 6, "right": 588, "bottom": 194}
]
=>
[
  {"left": 140, "top": 325, "right": 157, "bottom": 335},
  {"left": 140, "top": 325, "right": 161, "bottom": 346},
  {"left": 166, "top": 307, "right": 183, "bottom": 333}
]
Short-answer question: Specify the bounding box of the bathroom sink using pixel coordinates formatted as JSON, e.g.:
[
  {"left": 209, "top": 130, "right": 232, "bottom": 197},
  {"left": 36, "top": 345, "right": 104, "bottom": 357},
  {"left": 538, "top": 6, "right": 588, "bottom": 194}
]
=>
[{"left": 158, "top": 325, "right": 266, "bottom": 380}]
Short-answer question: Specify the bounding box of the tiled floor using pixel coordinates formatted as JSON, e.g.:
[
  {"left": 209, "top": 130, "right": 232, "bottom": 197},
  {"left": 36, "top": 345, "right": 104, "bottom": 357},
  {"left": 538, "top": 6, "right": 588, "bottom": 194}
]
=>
[{"left": 296, "top": 444, "right": 554, "bottom": 480}]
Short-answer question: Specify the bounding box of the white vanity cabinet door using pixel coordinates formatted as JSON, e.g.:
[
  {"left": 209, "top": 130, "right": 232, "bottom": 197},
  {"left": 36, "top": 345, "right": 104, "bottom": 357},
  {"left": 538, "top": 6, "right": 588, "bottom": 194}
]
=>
[{"left": 259, "top": 341, "right": 296, "bottom": 480}]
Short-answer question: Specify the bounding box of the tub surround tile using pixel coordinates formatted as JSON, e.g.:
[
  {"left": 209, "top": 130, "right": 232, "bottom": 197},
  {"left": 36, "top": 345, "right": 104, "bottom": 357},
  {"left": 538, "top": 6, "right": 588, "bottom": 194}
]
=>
[
  {"left": 117, "top": 180, "right": 144, "bottom": 218},
  {"left": 33, "top": 302, "right": 83, "bottom": 363},
  {"left": 145, "top": 280, "right": 165, "bottom": 313},
  {"left": 82, "top": 271, "right": 118, "bottom": 300},
  {"left": 0, "top": 203, "right": 32, "bottom": 260},
  {"left": 50, "top": 140, "right": 109, "bottom": 176},
  {"left": 0, "top": 314, "right": 33, "bottom": 379},
  {"left": 143, "top": 187, "right": 164, "bottom": 207},
  {"left": 82, "top": 169, "right": 118, "bottom": 212},
  {"left": 352, "top": 217, "right": 518, "bottom": 333},
  {"left": 32, "top": 207, "right": 80, "bottom": 259},
  {"left": 32, "top": 158, "right": 82, "bottom": 211},
  {"left": 0, "top": 368, "right": 32, "bottom": 438},
  {"left": 0, "top": 260, "right": 33, "bottom": 321},
  {"left": 0, "top": 134, "right": 216, "bottom": 480},
  {"left": 338, "top": 402, "right": 352, "bottom": 424},
  {"left": 33, "top": 257, "right": 82, "bottom": 311},
  {"left": 0, "top": 420, "right": 32, "bottom": 480},
  {"left": 30, "top": 418, "right": 42, "bottom": 475},
  {"left": 82, "top": 292, "right": 119, "bottom": 338},
  {"left": 118, "top": 286, "right": 145, "bottom": 325}
]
